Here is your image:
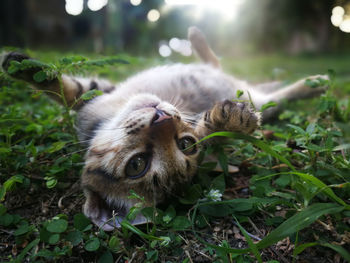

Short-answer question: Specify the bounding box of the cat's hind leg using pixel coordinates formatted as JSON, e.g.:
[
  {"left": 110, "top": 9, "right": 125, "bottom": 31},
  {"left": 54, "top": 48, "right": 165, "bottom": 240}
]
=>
[
  {"left": 1, "top": 52, "right": 116, "bottom": 109},
  {"left": 188, "top": 27, "right": 221, "bottom": 68},
  {"left": 255, "top": 81, "right": 284, "bottom": 93},
  {"left": 260, "top": 75, "right": 329, "bottom": 121}
]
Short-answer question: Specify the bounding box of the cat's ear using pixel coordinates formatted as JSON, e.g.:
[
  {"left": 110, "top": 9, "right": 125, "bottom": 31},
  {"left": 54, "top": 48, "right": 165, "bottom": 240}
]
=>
[
  {"left": 83, "top": 188, "right": 147, "bottom": 231},
  {"left": 188, "top": 27, "right": 221, "bottom": 68}
]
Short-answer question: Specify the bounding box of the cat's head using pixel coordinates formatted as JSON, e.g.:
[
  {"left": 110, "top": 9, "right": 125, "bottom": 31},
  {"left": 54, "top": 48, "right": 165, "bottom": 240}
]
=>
[{"left": 81, "top": 94, "right": 200, "bottom": 230}]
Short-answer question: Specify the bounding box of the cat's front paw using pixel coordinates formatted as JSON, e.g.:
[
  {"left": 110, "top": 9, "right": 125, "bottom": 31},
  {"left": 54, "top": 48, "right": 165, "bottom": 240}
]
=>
[
  {"left": 1, "top": 52, "right": 30, "bottom": 73},
  {"left": 207, "top": 100, "right": 260, "bottom": 134}
]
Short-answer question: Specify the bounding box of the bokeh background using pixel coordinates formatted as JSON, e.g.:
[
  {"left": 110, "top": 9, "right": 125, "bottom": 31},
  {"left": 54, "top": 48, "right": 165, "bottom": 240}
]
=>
[
  {"left": 1, "top": 0, "right": 350, "bottom": 57},
  {"left": 1, "top": 0, "right": 350, "bottom": 86}
]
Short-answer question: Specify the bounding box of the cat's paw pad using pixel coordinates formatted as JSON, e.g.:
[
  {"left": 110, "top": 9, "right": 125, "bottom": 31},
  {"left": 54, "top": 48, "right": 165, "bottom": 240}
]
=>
[{"left": 209, "top": 100, "right": 260, "bottom": 134}]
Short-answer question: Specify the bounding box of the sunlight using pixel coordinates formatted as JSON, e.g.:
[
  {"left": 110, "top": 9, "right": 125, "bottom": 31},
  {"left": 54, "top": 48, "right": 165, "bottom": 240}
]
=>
[
  {"left": 87, "top": 0, "right": 108, "bottom": 11},
  {"left": 164, "top": 0, "right": 245, "bottom": 21},
  {"left": 331, "top": 13, "right": 343, "bottom": 27},
  {"left": 65, "top": 0, "right": 84, "bottom": 16},
  {"left": 332, "top": 6, "right": 345, "bottom": 16},
  {"left": 340, "top": 19, "right": 350, "bottom": 33},
  {"left": 159, "top": 44, "right": 172, "bottom": 57},
  {"left": 330, "top": 5, "right": 350, "bottom": 33},
  {"left": 169, "top": 38, "right": 192, "bottom": 56},
  {"left": 130, "top": 0, "right": 142, "bottom": 6},
  {"left": 147, "top": 9, "right": 160, "bottom": 22}
]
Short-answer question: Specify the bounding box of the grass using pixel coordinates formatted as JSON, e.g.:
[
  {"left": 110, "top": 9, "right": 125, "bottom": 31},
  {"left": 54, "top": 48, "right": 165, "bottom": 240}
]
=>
[{"left": 0, "top": 50, "right": 349, "bottom": 262}]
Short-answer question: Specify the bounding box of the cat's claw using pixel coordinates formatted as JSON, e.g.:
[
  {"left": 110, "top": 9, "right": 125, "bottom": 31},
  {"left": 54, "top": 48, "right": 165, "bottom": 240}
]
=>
[{"left": 208, "top": 100, "right": 260, "bottom": 134}]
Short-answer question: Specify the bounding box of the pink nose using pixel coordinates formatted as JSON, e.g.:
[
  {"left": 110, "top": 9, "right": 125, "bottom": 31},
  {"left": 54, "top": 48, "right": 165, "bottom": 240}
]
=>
[{"left": 152, "top": 109, "right": 172, "bottom": 124}]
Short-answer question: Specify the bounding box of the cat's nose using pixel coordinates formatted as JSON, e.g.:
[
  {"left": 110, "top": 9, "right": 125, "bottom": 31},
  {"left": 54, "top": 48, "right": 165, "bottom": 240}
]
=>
[{"left": 151, "top": 109, "right": 172, "bottom": 125}]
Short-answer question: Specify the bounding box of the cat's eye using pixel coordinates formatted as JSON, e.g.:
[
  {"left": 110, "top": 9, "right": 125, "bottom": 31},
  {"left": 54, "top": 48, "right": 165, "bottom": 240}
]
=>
[
  {"left": 177, "top": 136, "right": 197, "bottom": 155},
  {"left": 125, "top": 153, "right": 150, "bottom": 179}
]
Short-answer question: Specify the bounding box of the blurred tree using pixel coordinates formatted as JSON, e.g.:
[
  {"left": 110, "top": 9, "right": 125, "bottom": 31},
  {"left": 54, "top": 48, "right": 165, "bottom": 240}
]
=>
[{"left": 233, "top": 0, "right": 350, "bottom": 54}]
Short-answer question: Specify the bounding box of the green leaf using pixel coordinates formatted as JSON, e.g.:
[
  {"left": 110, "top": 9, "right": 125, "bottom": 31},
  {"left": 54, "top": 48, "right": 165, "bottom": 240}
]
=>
[
  {"left": 163, "top": 205, "right": 176, "bottom": 224},
  {"left": 261, "top": 101, "right": 277, "bottom": 111},
  {"left": 0, "top": 214, "right": 13, "bottom": 226},
  {"left": 0, "top": 205, "right": 6, "bottom": 215},
  {"left": 286, "top": 124, "right": 306, "bottom": 136},
  {"left": 256, "top": 203, "right": 344, "bottom": 249},
  {"left": 47, "top": 141, "right": 66, "bottom": 153},
  {"left": 33, "top": 70, "right": 47, "bottom": 83},
  {"left": 127, "top": 204, "right": 143, "bottom": 221},
  {"left": 172, "top": 216, "right": 191, "bottom": 230},
  {"left": 80, "top": 89, "right": 103, "bottom": 101},
  {"left": 7, "top": 60, "right": 21, "bottom": 74},
  {"left": 332, "top": 143, "right": 350, "bottom": 151},
  {"left": 21, "top": 59, "right": 49, "bottom": 69},
  {"left": 45, "top": 177, "right": 57, "bottom": 189},
  {"left": 14, "top": 222, "right": 30, "bottom": 236},
  {"left": 46, "top": 219, "right": 68, "bottom": 233},
  {"left": 236, "top": 90, "right": 244, "bottom": 98},
  {"left": 305, "top": 78, "right": 324, "bottom": 88},
  {"left": 1, "top": 175, "right": 24, "bottom": 201},
  {"left": 98, "top": 250, "right": 114, "bottom": 263},
  {"left": 73, "top": 213, "right": 91, "bottom": 231},
  {"left": 210, "top": 174, "right": 226, "bottom": 193},
  {"left": 39, "top": 227, "right": 52, "bottom": 243},
  {"left": 275, "top": 174, "right": 290, "bottom": 187},
  {"left": 66, "top": 230, "right": 83, "bottom": 246},
  {"left": 84, "top": 237, "right": 100, "bottom": 252},
  {"left": 218, "top": 150, "right": 228, "bottom": 176},
  {"left": 198, "top": 197, "right": 278, "bottom": 217},
  {"left": 108, "top": 235, "right": 120, "bottom": 250},
  {"left": 146, "top": 250, "right": 158, "bottom": 261},
  {"left": 48, "top": 233, "right": 60, "bottom": 244},
  {"left": 290, "top": 172, "right": 349, "bottom": 208},
  {"left": 197, "top": 132, "right": 296, "bottom": 171},
  {"left": 0, "top": 147, "right": 11, "bottom": 154},
  {"left": 0, "top": 187, "right": 5, "bottom": 202},
  {"left": 179, "top": 184, "right": 202, "bottom": 204}
]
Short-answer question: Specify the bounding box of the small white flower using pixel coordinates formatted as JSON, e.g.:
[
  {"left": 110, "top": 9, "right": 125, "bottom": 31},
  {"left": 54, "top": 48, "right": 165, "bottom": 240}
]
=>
[{"left": 206, "top": 189, "right": 222, "bottom": 202}]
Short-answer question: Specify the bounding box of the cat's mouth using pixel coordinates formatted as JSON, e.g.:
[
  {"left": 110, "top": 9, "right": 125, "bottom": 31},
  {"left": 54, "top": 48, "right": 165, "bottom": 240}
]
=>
[{"left": 85, "top": 191, "right": 148, "bottom": 231}]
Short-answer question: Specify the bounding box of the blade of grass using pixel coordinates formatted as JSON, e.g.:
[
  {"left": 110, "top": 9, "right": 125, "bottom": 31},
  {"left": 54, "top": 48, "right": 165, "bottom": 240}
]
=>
[
  {"left": 120, "top": 221, "right": 163, "bottom": 241},
  {"left": 256, "top": 203, "right": 344, "bottom": 249},
  {"left": 294, "top": 242, "right": 318, "bottom": 255},
  {"left": 256, "top": 172, "right": 350, "bottom": 209},
  {"left": 197, "top": 132, "right": 296, "bottom": 171},
  {"left": 294, "top": 242, "right": 350, "bottom": 262},
  {"left": 234, "top": 219, "right": 263, "bottom": 263},
  {"left": 15, "top": 238, "right": 40, "bottom": 263},
  {"left": 321, "top": 243, "right": 350, "bottom": 261}
]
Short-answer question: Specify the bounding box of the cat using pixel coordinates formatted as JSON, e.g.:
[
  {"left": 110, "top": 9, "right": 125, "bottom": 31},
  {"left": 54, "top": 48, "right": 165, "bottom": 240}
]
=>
[{"left": 1, "top": 27, "right": 328, "bottom": 231}]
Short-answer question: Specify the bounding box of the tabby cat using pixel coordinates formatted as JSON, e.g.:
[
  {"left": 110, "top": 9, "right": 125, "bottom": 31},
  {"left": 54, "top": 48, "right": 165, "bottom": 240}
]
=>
[{"left": 1, "top": 27, "right": 328, "bottom": 230}]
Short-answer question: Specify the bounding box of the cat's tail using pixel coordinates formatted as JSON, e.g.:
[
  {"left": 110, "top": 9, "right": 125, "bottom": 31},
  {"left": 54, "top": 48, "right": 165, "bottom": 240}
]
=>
[
  {"left": 1, "top": 52, "right": 116, "bottom": 109},
  {"left": 188, "top": 27, "right": 221, "bottom": 68}
]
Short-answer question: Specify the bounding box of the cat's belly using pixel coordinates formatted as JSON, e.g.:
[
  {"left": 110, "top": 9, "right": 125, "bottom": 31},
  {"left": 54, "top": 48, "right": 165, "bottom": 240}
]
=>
[{"left": 112, "top": 63, "right": 249, "bottom": 114}]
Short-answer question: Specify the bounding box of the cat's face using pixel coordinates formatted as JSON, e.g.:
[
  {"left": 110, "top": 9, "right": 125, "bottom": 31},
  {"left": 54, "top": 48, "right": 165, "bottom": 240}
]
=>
[{"left": 81, "top": 94, "right": 200, "bottom": 229}]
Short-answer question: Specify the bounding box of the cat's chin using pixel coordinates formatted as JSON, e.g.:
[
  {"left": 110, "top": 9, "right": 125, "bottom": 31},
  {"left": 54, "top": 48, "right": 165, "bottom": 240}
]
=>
[{"left": 83, "top": 191, "right": 148, "bottom": 231}]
